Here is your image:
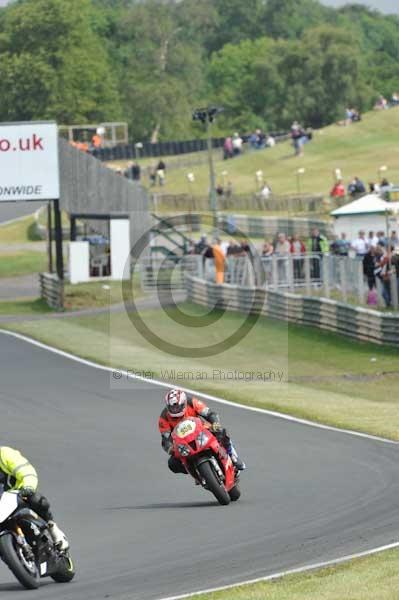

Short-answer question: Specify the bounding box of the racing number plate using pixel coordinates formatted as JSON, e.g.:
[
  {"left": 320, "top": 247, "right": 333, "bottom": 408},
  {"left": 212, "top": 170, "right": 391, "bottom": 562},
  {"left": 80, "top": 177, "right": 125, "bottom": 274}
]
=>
[{"left": 175, "top": 420, "right": 196, "bottom": 438}]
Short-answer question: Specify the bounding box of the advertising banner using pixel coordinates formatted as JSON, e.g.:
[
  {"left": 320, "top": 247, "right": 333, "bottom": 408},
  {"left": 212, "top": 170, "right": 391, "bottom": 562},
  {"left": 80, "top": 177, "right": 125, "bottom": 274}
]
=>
[{"left": 0, "top": 121, "right": 59, "bottom": 201}]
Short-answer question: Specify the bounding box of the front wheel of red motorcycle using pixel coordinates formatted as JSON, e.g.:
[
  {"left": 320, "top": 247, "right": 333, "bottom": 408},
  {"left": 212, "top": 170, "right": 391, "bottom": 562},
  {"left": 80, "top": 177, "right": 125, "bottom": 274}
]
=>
[
  {"left": 228, "top": 485, "right": 241, "bottom": 502},
  {"left": 198, "top": 461, "right": 230, "bottom": 505}
]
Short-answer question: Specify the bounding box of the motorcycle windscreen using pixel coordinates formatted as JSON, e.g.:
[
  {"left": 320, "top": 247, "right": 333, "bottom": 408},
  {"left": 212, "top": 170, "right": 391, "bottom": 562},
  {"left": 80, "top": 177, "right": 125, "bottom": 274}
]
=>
[{"left": 0, "top": 491, "right": 19, "bottom": 523}]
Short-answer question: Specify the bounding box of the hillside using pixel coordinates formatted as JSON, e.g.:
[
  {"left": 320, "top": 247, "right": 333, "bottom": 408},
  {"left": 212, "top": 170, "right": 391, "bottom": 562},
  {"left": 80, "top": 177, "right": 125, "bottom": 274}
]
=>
[{"left": 153, "top": 108, "right": 399, "bottom": 197}]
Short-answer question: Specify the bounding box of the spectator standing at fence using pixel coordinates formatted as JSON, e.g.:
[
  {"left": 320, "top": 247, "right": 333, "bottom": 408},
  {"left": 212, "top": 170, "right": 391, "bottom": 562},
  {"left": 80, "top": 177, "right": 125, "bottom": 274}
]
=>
[
  {"left": 307, "top": 228, "right": 328, "bottom": 279},
  {"left": 391, "top": 247, "right": 399, "bottom": 299},
  {"left": 156, "top": 159, "right": 166, "bottom": 186},
  {"left": 248, "top": 132, "right": 258, "bottom": 150},
  {"left": 374, "top": 246, "right": 391, "bottom": 307},
  {"left": 331, "top": 232, "right": 350, "bottom": 256},
  {"left": 262, "top": 241, "right": 274, "bottom": 257},
  {"left": 377, "top": 230, "right": 387, "bottom": 247},
  {"left": 380, "top": 178, "right": 392, "bottom": 194},
  {"left": 389, "top": 230, "right": 399, "bottom": 249},
  {"left": 212, "top": 238, "right": 225, "bottom": 284},
  {"left": 149, "top": 166, "right": 157, "bottom": 187},
  {"left": 125, "top": 161, "right": 141, "bottom": 181},
  {"left": 291, "top": 121, "right": 303, "bottom": 156},
  {"left": 348, "top": 177, "right": 366, "bottom": 197},
  {"left": 367, "top": 231, "right": 379, "bottom": 247},
  {"left": 330, "top": 180, "right": 345, "bottom": 198},
  {"left": 290, "top": 234, "right": 305, "bottom": 280},
  {"left": 275, "top": 233, "right": 290, "bottom": 256},
  {"left": 195, "top": 234, "right": 208, "bottom": 255},
  {"left": 91, "top": 132, "right": 102, "bottom": 149},
  {"left": 275, "top": 233, "right": 290, "bottom": 283},
  {"left": 363, "top": 247, "right": 377, "bottom": 291},
  {"left": 352, "top": 230, "right": 368, "bottom": 258},
  {"left": 232, "top": 133, "right": 243, "bottom": 156},
  {"left": 223, "top": 137, "right": 233, "bottom": 159},
  {"left": 374, "top": 95, "right": 388, "bottom": 110},
  {"left": 259, "top": 183, "right": 272, "bottom": 208}
]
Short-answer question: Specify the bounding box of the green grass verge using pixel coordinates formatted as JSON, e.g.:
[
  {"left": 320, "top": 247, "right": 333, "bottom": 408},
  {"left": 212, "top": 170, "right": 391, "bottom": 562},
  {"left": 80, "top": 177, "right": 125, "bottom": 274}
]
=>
[
  {"left": 63, "top": 278, "right": 143, "bottom": 310},
  {"left": 195, "top": 546, "right": 399, "bottom": 600},
  {"left": 113, "top": 109, "right": 399, "bottom": 197},
  {"left": 4, "top": 302, "right": 399, "bottom": 439},
  {"left": 0, "top": 252, "right": 47, "bottom": 278},
  {"left": 0, "top": 215, "right": 42, "bottom": 243},
  {"left": 0, "top": 298, "right": 51, "bottom": 315}
]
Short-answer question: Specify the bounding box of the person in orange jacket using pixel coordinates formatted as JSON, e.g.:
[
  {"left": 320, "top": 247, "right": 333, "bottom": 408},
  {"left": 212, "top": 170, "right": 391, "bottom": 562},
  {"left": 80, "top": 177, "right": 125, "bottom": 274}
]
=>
[{"left": 212, "top": 238, "right": 225, "bottom": 284}]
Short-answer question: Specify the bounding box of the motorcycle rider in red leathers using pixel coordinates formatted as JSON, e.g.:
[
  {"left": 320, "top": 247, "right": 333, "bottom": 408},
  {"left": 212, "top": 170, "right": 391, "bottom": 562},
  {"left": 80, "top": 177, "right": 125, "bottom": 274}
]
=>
[{"left": 158, "top": 389, "right": 245, "bottom": 474}]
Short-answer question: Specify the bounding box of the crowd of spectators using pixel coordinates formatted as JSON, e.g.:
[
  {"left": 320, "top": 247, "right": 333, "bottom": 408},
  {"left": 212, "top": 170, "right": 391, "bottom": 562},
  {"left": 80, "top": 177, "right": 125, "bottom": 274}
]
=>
[
  {"left": 223, "top": 129, "right": 276, "bottom": 160},
  {"left": 330, "top": 175, "right": 394, "bottom": 199},
  {"left": 374, "top": 92, "right": 399, "bottom": 110},
  {"left": 188, "top": 228, "right": 399, "bottom": 307}
]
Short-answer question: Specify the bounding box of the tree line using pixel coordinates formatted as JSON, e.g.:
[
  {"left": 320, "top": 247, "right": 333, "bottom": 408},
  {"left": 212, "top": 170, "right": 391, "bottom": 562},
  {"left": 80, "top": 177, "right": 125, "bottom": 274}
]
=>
[{"left": 0, "top": 0, "right": 398, "bottom": 141}]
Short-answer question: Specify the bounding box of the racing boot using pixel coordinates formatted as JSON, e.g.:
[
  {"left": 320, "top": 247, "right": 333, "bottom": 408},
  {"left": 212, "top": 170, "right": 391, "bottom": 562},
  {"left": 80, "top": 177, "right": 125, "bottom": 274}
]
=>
[
  {"left": 48, "top": 521, "right": 69, "bottom": 551},
  {"left": 227, "top": 442, "right": 246, "bottom": 471}
]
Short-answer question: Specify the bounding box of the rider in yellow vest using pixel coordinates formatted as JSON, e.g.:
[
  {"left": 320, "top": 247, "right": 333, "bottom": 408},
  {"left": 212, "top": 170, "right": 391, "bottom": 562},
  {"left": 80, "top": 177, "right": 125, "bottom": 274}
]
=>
[{"left": 0, "top": 447, "right": 69, "bottom": 550}]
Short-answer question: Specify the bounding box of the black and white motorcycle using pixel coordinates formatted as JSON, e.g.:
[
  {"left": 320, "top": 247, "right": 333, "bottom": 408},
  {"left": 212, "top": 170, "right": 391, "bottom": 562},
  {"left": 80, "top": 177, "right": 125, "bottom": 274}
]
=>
[{"left": 0, "top": 490, "right": 75, "bottom": 589}]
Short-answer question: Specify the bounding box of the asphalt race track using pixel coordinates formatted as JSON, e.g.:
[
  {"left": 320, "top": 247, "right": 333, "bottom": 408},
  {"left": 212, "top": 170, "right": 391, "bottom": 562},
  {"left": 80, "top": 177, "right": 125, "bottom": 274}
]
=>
[
  {"left": 0, "top": 202, "right": 38, "bottom": 224},
  {"left": 1, "top": 332, "right": 399, "bottom": 599}
]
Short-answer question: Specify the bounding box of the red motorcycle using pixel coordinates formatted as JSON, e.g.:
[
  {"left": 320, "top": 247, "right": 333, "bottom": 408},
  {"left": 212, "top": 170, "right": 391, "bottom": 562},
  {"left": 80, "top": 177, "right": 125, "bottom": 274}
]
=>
[{"left": 171, "top": 417, "right": 241, "bottom": 505}]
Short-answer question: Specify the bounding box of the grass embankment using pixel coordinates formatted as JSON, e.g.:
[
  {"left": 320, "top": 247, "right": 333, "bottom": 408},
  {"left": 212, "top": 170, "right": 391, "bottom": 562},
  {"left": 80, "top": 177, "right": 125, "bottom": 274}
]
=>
[
  {"left": 0, "top": 214, "right": 42, "bottom": 244},
  {"left": 0, "top": 251, "right": 47, "bottom": 278},
  {"left": 108, "top": 109, "right": 399, "bottom": 198},
  {"left": 0, "top": 214, "right": 47, "bottom": 278},
  {"left": 63, "top": 278, "right": 143, "bottom": 310},
  {"left": 196, "top": 547, "right": 399, "bottom": 600},
  {"left": 4, "top": 301, "right": 399, "bottom": 439}
]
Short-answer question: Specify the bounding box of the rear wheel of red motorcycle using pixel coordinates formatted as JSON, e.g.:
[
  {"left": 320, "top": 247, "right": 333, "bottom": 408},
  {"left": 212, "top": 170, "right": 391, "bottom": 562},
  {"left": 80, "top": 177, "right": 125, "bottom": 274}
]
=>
[
  {"left": 228, "top": 485, "right": 241, "bottom": 502},
  {"left": 198, "top": 461, "right": 230, "bottom": 505}
]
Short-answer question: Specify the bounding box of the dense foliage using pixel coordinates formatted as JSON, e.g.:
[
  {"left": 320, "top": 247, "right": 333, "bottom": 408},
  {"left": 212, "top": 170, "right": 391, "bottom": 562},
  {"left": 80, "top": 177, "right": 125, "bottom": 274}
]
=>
[{"left": 0, "top": 0, "right": 398, "bottom": 140}]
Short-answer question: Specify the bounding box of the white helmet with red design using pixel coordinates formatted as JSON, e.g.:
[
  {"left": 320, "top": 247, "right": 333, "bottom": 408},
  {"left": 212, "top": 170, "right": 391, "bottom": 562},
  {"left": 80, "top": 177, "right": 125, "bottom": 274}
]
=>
[{"left": 165, "top": 388, "right": 187, "bottom": 418}]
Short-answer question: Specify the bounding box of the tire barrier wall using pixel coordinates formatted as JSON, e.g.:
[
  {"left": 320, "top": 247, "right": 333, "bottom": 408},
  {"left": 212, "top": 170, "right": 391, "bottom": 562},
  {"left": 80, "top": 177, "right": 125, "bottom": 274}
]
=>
[
  {"left": 186, "top": 275, "right": 399, "bottom": 347},
  {"left": 39, "top": 273, "right": 64, "bottom": 310},
  {"left": 92, "top": 132, "right": 290, "bottom": 162}
]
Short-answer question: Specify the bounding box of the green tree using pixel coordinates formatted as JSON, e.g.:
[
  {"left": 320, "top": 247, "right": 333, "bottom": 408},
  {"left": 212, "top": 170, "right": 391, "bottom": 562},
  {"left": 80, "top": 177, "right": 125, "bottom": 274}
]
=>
[
  {"left": 262, "top": 0, "right": 334, "bottom": 40},
  {"left": 0, "top": 0, "right": 121, "bottom": 123},
  {"left": 115, "top": 0, "right": 207, "bottom": 141}
]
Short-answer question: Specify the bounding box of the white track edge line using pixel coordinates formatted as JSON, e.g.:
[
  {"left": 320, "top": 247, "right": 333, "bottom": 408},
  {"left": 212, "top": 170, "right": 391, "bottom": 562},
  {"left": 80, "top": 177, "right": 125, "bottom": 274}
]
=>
[
  {"left": 2, "top": 329, "right": 399, "bottom": 598},
  {"left": 0, "top": 213, "right": 34, "bottom": 228},
  {"left": 1, "top": 328, "right": 397, "bottom": 446},
  {"left": 156, "top": 541, "right": 399, "bottom": 600}
]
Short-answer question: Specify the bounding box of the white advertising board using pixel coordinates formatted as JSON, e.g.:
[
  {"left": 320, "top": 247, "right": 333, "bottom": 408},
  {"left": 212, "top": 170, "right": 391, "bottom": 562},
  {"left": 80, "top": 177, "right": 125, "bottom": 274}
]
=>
[{"left": 0, "top": 121, "right": 59, "bottom": 202}]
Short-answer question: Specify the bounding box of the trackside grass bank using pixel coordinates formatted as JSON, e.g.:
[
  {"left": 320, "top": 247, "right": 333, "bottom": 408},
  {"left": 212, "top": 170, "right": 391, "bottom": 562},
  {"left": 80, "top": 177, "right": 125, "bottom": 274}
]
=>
[
  {"left": 194, "top": 546, "right": 399, "bottom": 600},
  {"left": 4, "top": 302, "right": 399, "bottom": 440},
  {"left": 126, "top": 109, "right": 399, "bottom": 197},
  {"left": 0, "top": 251, "right": 47, "bottom": 278},
  {"left": 0, "top": 214, "right": 41, "bottom": 243}
]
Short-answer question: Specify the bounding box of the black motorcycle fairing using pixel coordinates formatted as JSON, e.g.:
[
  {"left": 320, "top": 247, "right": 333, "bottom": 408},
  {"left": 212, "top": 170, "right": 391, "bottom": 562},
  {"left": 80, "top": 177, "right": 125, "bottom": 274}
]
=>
[{"left": 1, "top": 509, "right": 62, "bottom": 577}]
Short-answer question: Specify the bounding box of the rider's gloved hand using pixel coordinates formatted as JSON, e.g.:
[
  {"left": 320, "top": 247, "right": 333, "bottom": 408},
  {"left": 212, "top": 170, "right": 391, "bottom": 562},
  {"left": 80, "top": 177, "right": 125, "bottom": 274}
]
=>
[
  {"left": 210, "top": 422, "right": 222, "bottom": 433},
  {"left": 19, "top": 487, "right": 34, "bottom": 499}
]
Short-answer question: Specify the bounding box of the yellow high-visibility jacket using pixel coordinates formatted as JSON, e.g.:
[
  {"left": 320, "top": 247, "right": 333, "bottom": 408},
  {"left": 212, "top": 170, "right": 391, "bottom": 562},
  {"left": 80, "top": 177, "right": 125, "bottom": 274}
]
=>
[{"left": 0, "top": 447, "right": 38, "bottom": 492}]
